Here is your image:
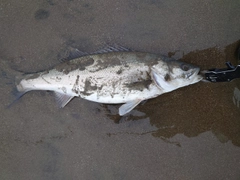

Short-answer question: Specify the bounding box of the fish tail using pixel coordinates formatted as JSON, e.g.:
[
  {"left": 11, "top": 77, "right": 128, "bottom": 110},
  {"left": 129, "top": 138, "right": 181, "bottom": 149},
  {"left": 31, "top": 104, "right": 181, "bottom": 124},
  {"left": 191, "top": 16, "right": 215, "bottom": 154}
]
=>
[
  {"left": 0, "top": 60, "right": 27, "bottom": 108},
  {"left": 7, "top": 91, "right": 27, "bottom": 108},
  {"left": 8, "top": 73, "right": 29, "bottom": 108}
]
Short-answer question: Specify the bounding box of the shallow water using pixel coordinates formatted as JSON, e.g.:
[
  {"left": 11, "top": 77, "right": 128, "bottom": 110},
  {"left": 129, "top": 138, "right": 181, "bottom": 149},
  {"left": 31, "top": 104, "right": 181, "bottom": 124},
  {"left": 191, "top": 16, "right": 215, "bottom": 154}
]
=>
[{"left": 1, "top": 0, "right": 240, "bottom": 179}]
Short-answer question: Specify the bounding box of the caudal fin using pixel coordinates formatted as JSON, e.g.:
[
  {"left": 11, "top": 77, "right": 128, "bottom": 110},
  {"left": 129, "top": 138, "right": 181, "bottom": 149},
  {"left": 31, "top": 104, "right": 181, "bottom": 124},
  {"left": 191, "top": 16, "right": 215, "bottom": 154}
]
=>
[
  {"left": 0, "top": 60, "right": 27, "bottom": 108},
  {"left": 7, "top": 91, "right": 28, "bottom": 108}
]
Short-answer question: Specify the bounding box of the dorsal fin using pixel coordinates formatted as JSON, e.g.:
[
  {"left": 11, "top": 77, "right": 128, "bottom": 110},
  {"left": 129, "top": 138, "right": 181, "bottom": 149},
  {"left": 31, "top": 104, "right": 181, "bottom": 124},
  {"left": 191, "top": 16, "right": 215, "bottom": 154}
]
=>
[
  {"left": 60, "top": 48, "right": 89, "bottom": 62},
  {"left": 61, "top": 44, "right": 132, "bottom": 61},
  {"left": 92, "top": 44, "right": 132, "bottom": 54}
]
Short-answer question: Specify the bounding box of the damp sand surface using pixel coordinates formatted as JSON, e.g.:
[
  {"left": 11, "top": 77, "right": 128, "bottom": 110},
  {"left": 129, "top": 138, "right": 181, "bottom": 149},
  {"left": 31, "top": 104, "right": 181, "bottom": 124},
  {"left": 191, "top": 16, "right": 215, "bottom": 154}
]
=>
[{"left": 0, "top": 1, "right": 240, "bottom": 179}]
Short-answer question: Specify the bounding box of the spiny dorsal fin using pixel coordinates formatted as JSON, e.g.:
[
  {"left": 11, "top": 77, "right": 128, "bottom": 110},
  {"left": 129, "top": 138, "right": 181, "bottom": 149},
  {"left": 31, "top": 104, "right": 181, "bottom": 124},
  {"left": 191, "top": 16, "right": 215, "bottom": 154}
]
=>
[
  {"left": 93, "top": 44, "right": 132, "bottom": 54},
  {"left": 61, "top": 44, "right": 132, "bottom": 61},
  {"left": 60, "top": 48, "right": 89, "bottom": 62}
]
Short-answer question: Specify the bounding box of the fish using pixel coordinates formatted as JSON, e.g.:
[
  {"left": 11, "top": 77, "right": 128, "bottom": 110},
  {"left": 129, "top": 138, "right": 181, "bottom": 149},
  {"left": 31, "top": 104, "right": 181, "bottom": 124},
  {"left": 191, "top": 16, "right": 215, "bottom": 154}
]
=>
[{"left": 15, "top": 48, "right": 203, "bottom": 116}]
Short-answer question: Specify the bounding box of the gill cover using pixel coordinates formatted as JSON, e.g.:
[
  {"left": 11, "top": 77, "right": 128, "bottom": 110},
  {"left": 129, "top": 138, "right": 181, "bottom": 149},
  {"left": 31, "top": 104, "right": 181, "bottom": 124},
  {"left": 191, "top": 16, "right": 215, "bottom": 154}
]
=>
[{"left": 151, "top": 60, "right": 202, "bottom": 92}]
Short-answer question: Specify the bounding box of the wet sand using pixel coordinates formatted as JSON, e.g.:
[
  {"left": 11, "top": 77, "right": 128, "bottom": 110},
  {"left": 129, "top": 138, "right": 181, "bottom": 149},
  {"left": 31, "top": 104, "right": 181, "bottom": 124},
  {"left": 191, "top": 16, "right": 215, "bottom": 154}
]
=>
[{"left": 0, "top": 0, "right": 240, "bottom": 179}]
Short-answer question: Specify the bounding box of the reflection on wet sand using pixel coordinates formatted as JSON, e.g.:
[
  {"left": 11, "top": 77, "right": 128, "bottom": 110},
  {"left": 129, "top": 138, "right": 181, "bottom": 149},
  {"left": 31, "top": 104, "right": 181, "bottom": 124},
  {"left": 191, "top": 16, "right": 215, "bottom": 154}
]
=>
[{"left": 107, "top": 41, "right": 240, "bottom": 147}]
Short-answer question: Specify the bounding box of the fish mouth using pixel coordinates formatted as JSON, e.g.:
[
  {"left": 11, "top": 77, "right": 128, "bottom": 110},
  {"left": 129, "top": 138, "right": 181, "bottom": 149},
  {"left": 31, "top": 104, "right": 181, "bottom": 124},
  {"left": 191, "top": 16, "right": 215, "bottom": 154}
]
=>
[
  {"left": 186, "top": 68, "right": 203, "bottom": 81},
  {"left": 186, "top": 68, "right": 200, "bottom": 78},
  {"left": 195, "top": 68, "right": 204, "bottom": 80}
]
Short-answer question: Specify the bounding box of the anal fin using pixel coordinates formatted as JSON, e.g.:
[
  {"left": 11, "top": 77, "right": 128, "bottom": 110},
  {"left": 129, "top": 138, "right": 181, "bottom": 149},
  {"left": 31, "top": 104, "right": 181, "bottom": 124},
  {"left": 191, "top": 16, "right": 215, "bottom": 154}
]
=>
[
  {"left": 119, "top": 99, "right": 142, "bottom": 116},
  {"left": 54, "top": 92, "right": 75, "bottom": 108}
]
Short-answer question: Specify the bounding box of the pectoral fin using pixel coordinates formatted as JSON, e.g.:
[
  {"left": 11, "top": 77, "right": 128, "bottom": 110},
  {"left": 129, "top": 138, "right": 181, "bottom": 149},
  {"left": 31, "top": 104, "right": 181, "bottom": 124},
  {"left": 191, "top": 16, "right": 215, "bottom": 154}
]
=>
[
  {"left": 151, "top": 68, "right": 174, "bottom": 91},
  {"left": 119, "top": 99, "right": 142, "bottom": 116},
  {"left": 54, "top": 92, "right": 74, "bottom": 108}
]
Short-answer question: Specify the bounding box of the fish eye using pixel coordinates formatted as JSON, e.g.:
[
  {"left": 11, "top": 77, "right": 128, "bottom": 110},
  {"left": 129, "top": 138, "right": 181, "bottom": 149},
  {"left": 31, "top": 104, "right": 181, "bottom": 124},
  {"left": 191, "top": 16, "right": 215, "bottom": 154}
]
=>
[{"left": 181, "top": 64, "right": 190, "bottom": 71}]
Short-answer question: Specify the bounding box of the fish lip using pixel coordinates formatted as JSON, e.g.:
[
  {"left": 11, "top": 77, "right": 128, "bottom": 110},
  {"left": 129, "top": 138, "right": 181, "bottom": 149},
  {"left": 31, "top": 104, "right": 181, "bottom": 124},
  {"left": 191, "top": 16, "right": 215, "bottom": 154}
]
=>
[
  {"left": 186, "top": 68, "right": 199, "bottom": 78},
  {"left": 187, "top": 67, "right": 203, "bottom": 80},
  {"left": 196, "top": 68, "right": 202, "bottom": 76},
  {"left": 193, "top": 67, "right": 200, "bottom": 74},
  {"left": 196, "top": 68, "right": 204, "bottom": 80}
]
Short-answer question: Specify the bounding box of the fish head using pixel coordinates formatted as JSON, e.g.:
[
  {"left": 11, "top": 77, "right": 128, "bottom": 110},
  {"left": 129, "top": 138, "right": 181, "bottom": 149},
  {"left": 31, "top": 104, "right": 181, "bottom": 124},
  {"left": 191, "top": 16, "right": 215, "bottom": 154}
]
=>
[{"left": 151, "top": 59, "right": 203, "bottom": 92}]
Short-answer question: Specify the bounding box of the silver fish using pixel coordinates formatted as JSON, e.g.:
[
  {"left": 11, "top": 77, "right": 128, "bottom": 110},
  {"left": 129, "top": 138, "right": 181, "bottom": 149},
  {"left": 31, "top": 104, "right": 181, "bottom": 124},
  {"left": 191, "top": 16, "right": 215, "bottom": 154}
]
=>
[{"left": 16, "top": 51, "right": 202, "bottom": 115}]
